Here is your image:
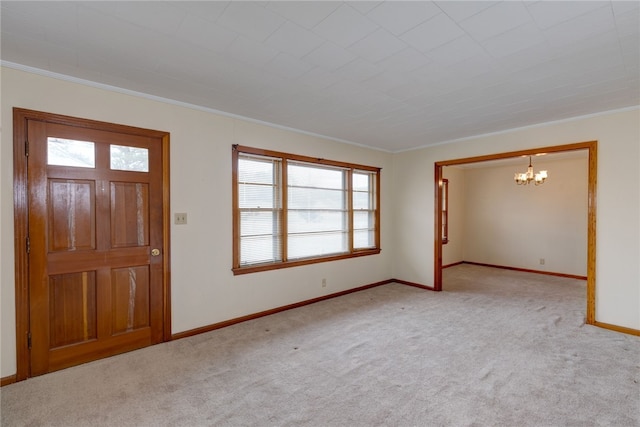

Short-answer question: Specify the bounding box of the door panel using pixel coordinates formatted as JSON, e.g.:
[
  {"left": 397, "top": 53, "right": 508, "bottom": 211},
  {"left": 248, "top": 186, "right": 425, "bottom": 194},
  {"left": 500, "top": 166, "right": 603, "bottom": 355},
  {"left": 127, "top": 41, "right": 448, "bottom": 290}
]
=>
[
  {"left": 111, "top": 265, "right": 150, "bottom": 334},
  {"left": 25, "top": 117, "right": 167, "bottom": 376},
  {"left": 48, "top": 180, "right": 96, "bottom": 251},
  {"left": 110, "top": 182, "right": 149, "bottom": 248},
  {"left": 49, "top": 271, "right": 98, "bottom": 348}
]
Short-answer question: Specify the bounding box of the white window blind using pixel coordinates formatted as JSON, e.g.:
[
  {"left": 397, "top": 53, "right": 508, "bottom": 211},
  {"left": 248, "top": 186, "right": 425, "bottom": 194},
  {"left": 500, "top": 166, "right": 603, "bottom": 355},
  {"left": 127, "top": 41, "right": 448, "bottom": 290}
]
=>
[
  {"left": 238, "top": 155, "right": 282, "bottom": 266},
  {"left": 287, "top": 161, "right": 348, "bottom": 259},
  {"left": 233, "top": 146, "right": 380, "bottom": 273},
  {"left": 353, "top": 170, "right": 377, "bottom": 249}
]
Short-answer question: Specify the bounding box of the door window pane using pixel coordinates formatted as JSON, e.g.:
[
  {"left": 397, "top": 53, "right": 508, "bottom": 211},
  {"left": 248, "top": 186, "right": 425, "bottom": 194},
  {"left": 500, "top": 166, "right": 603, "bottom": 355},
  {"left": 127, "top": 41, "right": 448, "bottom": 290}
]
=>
[
  {"left": 47, "top": 137, "right": 95, "bottom": 168},
  {"left": 110, "top": 145, "right": 149, "bottom": 172}
]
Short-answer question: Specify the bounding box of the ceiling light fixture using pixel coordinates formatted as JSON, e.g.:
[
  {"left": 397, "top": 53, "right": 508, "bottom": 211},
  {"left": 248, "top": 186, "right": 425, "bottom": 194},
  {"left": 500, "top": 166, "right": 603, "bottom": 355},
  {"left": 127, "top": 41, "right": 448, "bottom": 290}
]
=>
[{"left": 514, "top": 156, "right": 547, "bottom": 186}]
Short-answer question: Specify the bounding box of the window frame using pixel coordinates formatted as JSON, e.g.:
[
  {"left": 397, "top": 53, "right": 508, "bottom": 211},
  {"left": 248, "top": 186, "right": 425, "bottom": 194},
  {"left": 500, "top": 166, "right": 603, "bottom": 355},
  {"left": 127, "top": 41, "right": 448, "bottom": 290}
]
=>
[
  {"left": 442, "top": 178, "right": 449, "bottom": 244},
  {"left": 232, "top": 145, "right": 381, "bottom": 275}
]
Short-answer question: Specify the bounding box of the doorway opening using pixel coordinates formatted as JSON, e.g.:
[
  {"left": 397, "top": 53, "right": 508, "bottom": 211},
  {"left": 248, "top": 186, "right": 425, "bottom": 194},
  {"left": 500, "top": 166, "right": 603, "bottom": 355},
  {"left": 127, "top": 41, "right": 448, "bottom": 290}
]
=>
[{"left": 434, "top": 141, "right": 597, "bottom": 325}]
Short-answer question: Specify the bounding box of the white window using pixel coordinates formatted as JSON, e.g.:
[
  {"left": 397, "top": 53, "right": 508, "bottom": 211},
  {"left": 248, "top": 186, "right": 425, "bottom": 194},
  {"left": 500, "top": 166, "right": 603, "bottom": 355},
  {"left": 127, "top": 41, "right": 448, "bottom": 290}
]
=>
[{"left": 237, "top": 154, "right": 282, "bottom": 265}]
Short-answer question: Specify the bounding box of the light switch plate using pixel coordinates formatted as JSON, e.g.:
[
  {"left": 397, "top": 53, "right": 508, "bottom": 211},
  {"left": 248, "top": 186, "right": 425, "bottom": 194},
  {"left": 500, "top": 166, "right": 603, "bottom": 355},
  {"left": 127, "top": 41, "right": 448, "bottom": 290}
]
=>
[{"left": 175, "top": 212, "right": 187, "bottom": 225}]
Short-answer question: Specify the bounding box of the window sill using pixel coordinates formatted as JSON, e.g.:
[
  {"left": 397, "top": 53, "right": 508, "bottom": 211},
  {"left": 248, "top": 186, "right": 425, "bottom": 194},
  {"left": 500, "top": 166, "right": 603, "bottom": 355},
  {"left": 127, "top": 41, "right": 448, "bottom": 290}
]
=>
[{"left": 232, "top": 248, "right": 381, "bottom": 275}]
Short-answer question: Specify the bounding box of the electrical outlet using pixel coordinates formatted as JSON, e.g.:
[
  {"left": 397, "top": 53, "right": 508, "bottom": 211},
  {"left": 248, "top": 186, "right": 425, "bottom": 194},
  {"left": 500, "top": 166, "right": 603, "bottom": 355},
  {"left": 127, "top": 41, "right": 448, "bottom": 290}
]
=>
[
  {"left": 539, "top": 258, "right": 545, "bottom": 265},
  {"left": 175, "top": 213, "right": 188, "bottom": 225},
  {"left": 321, "top": 278, "right": 327, "bottom": 288}
]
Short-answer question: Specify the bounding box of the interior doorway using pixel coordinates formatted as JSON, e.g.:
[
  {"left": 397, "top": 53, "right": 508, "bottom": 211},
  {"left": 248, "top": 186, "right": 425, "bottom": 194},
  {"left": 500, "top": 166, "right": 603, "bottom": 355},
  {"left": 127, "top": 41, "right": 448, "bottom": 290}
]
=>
[
  {"left": 13, "top": 108, "right": 171, "bottom": 380},
  {"left": 433, "top": 141, "right": 597, "bottom": 325}
]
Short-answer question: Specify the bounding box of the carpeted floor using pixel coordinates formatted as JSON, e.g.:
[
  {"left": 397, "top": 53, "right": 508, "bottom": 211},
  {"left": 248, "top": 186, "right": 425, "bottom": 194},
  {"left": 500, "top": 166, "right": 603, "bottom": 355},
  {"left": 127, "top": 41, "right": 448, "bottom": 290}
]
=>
[{"left": 1, "top": 264, "right": 639, "bottom": 426}]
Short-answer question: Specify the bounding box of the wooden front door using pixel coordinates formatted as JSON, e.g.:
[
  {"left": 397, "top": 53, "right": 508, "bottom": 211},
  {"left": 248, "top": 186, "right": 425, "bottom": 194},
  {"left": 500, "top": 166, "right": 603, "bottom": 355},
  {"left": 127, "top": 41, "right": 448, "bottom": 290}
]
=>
[{"left": 14, "top": 109, "right": 170, "bottom": 377}]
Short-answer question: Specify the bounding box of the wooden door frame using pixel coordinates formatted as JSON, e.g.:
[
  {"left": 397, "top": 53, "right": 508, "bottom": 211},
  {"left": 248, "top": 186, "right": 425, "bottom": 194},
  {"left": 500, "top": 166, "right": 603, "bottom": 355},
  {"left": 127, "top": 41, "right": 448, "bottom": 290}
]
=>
[
  {"left": 13, "top": 108, "right": 172, "bottom": 381},
  {"left": 434, "top": 141, "right": 597, "bottom": 325}
]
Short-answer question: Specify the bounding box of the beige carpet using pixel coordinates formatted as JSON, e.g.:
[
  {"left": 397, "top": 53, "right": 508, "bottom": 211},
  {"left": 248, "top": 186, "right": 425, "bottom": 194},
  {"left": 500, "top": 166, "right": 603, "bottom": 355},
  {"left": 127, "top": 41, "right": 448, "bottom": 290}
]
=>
[{"left": 2, "top": 264, "right": 639, "bottom": 426}]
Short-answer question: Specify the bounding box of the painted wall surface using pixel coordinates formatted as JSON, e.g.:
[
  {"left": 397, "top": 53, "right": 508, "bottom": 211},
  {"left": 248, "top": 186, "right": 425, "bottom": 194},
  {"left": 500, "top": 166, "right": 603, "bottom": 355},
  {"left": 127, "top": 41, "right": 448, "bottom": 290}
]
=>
[
  {"left": 393, "top": 108, "right": 640, "bottom": 330},
  {"left": 0, "top": 67, "right": 394, "bottom": 377},
  {"left": 462, "top": 157, "right": 588, "bottom": 276},
  {"left": 441, "top": 166, "right": 464, "bottom": 266},
  {"left": 2, "top": 66, "right": 639, "bottom": 378}
]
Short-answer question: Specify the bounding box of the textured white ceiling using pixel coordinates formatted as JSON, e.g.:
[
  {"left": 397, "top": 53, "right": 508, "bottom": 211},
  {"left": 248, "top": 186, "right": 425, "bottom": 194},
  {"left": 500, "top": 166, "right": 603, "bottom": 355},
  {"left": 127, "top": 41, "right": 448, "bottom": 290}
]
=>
[{"left": 1, "top": 1, "right": 638, "bottom": 152}]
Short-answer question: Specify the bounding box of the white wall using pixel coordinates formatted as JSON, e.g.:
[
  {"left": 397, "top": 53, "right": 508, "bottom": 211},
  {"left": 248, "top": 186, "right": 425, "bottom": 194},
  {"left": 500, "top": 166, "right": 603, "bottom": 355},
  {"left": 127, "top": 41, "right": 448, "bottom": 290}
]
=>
[
  {"left": 2, "top": 66, "right": 639, "bottom": 378},
  {"left": 393, "top": 108, "right": 640, "bottom": 330},
  {"left": 441, "top": 166, "right": 464, "bottom": 266},
  {"left": 462, "top": 157, "right": 588, "bottom": 276},
  {"left": 0, "top": 67, "right": 394, "bottom": 377}
]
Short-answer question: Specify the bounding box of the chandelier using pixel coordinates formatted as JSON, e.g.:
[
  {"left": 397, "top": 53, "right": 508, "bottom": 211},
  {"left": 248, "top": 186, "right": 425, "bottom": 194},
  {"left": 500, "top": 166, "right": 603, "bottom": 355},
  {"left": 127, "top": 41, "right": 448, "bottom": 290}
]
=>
[{"left": 514, "top": 156, "right": 547, "bottom": 186}]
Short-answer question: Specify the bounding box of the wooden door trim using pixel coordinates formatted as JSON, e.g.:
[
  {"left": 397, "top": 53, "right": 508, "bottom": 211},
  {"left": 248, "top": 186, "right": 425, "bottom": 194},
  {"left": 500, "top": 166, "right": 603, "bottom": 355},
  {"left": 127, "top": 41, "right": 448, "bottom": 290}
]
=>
[
  {"left": 13, "top": 108, "right": 30, "bottom": 381},
  {"left": 12, "top": 108, "right": 171, "bottom": 381},
  {"left": 434, "top": 141, "right": 597, "bottom": 325}
]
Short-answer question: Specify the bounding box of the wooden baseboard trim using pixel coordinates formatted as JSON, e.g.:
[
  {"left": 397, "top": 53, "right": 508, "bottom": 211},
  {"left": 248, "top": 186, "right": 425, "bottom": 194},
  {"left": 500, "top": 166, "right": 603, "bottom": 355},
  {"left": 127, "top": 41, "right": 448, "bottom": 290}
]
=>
[
  {"left": 8, "top": 276, "right": 634, "bottom": 382},
  {"left": 593, "top": 321, "right": 640, "bottom": 336},
  {"left": 1, "top": 374, "right": 17, "bottom": 387},
  {"left": 172, "top": 279, "right": 395, "bottom": 340},
  {"left": 442, "top": 261, "right": 464, "bottom": 269},
  {"left": 393, "top": 279, "right": 436, "bottom": 291},
  {"left": 462, "top": 261, "right": 587, "bottom": 280}
]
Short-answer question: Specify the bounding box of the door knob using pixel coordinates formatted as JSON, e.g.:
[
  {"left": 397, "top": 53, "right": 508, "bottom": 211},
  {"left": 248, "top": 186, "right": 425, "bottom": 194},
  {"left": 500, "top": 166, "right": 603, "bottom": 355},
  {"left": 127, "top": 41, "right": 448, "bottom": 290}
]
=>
[{"left": 151, "top": 248, "right": 161, "bottom": 256}]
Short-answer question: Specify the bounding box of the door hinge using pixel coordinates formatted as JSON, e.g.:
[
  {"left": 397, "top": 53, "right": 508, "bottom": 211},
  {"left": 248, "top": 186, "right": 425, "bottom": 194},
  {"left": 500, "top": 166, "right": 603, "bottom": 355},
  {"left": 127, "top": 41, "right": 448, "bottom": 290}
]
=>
[
  {"left": 26, "top": 236, "right": 30, "bottom": 254},
  {"left": 27, "top": 332, "right": 32, "bottom": 349},
  {"left": 25, "top": 140, "right": 29, "bottom": 157}
]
